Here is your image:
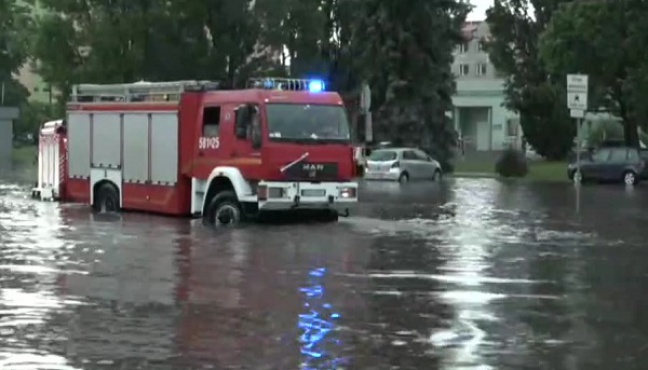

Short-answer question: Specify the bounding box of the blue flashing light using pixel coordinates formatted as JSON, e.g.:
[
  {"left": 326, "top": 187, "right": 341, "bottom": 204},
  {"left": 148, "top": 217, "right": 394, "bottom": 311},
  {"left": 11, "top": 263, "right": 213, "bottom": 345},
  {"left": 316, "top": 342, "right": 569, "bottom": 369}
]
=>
[{"left": 308, "top": 80, "right": 325, "bottom": 93}]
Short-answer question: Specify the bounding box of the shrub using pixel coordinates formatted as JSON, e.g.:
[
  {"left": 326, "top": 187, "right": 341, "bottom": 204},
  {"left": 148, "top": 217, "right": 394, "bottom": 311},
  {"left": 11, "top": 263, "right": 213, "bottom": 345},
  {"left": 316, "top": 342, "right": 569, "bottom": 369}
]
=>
[{"left": 495, "top": 148, "right": 528, "bottom": 178}]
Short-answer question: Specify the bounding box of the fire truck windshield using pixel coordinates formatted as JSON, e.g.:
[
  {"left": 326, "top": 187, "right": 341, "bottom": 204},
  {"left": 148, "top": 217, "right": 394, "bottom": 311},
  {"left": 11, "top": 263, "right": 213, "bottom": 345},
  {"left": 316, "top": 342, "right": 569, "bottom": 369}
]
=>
[{"left": 266, "top": 103, "right": 351, "bottom": 143}]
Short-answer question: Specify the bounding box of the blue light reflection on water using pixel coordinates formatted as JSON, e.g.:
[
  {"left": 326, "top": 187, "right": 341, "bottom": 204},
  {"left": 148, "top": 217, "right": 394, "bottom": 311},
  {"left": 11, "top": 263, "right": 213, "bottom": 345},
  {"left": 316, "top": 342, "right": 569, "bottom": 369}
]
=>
[{"left": 298, "top": 267, "right": 345, "bottom": 369}]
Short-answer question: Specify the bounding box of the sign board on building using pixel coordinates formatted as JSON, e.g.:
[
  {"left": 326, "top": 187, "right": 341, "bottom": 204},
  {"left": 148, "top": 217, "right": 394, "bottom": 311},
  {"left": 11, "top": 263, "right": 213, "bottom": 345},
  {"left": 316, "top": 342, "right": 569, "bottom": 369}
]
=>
[{"left": 567, "top": 74, "right": 588, "bottom": 117}]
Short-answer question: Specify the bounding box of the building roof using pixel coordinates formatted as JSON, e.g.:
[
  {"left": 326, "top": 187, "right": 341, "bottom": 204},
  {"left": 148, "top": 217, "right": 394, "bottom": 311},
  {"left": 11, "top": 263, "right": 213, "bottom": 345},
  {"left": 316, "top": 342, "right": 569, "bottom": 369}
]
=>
[{"left": 461, "top": 21, "right": 481, "bottom": 41}]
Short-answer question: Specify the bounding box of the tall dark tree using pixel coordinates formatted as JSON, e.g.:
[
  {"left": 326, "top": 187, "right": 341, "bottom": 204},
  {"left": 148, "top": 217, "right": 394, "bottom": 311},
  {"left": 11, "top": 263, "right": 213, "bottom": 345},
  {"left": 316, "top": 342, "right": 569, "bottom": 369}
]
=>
[
  {"left": 252, "top": 0, "right": 359, "bottom": 90},
  {"left": 540, "top": 0, "right": 648, "bottom": 147},
  {"left": 170, "top": 0, "right": 259, "bottom": 88},
  {"left": 486, "top": 0, "right": 574, "bottom": 160},
  {"left": 0, "top": 0, "right": 31, "bottom": 105},
  {"left": 351, "top": 0, "right": 469, "bottom": 168},
  {"left": 31, "top": 0, "right": 260, "bottom": 98},
  {"left": 31, "top": 0, "right": 174, "bottom": 101}
]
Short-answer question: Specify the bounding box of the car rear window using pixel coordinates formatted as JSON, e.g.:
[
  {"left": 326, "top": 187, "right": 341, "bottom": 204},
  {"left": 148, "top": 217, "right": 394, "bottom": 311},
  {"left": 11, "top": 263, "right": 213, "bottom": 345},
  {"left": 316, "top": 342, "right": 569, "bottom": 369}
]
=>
[
  {"left": 609, "top": 148, "right": 628, "bottom": 162},
  {"left": 639, "top": 149, "right": 648, "bottom": 160},
  {"left": 369, "top": 150, "right": 397, "bottom": 161}
]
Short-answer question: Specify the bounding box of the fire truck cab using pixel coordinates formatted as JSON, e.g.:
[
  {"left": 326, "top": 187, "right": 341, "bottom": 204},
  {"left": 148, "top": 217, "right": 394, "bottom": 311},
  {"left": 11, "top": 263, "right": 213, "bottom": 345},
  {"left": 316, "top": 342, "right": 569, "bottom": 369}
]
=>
[{"left": 32, "top": 78, "right": 358, "bottom": 224}]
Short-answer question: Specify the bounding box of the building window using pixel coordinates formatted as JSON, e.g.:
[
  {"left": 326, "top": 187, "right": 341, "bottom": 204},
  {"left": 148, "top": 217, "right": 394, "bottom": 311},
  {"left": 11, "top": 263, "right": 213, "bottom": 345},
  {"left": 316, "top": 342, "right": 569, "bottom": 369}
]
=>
[
  {"left": 459, "top": 64, "right": 470, "bottom": 76},
  {"left": 477, "top": 39, "right": 486, "bottom": 52},
  {"left": 506, "top": 118, "right": 519, "bottom": 137},
  {"left": 459, "top": 42, "right": 469, "bottom": 53},
  {"left": 476, "top": 63, "right": 487, "bottom": 76}
]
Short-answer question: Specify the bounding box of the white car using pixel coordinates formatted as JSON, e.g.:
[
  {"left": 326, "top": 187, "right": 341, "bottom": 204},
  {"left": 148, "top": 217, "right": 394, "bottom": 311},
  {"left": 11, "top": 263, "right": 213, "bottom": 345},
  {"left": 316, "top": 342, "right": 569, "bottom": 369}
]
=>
[{"left": 364, "top": 147, "right": 442, "bottom": 183}]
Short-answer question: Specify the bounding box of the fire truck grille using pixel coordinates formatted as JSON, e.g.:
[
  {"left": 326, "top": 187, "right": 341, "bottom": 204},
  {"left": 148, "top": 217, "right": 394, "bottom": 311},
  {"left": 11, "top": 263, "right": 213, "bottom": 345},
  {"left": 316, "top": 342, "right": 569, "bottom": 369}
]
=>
[{"left": 283, "top": 162, "right": 339, "bottom": 181}]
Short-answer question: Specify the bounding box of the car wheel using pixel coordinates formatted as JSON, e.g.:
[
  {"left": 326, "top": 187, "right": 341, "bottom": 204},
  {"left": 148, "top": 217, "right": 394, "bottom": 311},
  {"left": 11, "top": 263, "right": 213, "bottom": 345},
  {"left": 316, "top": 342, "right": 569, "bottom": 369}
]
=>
[
  {"left": 623, "top": 171, "right": 637, "bottom": 186},
  {"left": 572, "top": 170, "right": 583, "bottom": 184},
  {"left": 432, "top": 169, "right": 442, "bottom": 182},
  {"left": 203, "top": 190, "right": 244, "bottom": 227},
  {"left": 398, "top": 172, "right": 409, "bottom": 184}
]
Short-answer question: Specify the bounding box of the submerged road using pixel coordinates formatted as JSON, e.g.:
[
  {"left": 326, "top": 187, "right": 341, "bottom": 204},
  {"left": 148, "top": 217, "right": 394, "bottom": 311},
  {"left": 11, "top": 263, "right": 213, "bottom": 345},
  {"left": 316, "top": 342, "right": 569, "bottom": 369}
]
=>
[{"left": 2, "top": 170, "right": 648, "bottom": 369}]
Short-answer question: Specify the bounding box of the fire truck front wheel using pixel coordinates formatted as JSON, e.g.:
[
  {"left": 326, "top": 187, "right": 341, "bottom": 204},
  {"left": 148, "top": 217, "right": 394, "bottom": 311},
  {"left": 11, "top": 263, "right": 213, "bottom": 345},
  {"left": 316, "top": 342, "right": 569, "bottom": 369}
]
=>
[
  {"left": 92, "top": 182, "right": 120, "bottom": 213},
  {"left": 203, "top": 190, "right": 244, "bottom": 227}
]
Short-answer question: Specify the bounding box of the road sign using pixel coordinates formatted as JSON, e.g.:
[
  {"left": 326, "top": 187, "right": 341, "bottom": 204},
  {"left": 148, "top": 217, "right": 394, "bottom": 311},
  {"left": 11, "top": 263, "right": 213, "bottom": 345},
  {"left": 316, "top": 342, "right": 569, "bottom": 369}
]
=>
[
  {"left": 570, "top": 109, "right": 584, "bottom": 118},
  {"left": 567, "top": 74, "right": 588, "bottom": 111},
  {"left": 567, "top": 92, "right": 587, "bottom": 110}
]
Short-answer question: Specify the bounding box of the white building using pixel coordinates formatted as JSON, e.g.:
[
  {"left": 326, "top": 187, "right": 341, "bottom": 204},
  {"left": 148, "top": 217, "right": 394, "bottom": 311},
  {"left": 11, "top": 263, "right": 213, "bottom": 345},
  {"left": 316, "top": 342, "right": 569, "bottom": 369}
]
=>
[{"left": 451, "top": 21, "right": 521, "bottom": 154}]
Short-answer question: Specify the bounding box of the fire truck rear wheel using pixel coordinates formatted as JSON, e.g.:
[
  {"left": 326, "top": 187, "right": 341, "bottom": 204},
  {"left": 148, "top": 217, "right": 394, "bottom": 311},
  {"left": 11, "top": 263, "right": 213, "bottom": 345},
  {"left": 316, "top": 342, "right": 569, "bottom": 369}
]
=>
[
  {"left": 93, "top": 183, "right": 120, "bottom": 213},
  {"left": 204, "top": 190, "right": 244, "bottom": 227}
]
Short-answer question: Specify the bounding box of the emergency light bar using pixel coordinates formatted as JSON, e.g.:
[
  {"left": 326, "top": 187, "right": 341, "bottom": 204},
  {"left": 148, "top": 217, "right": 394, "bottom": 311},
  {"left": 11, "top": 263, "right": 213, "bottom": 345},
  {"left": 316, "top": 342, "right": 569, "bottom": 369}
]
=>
[{"left": 247, "top": 77, "right": 326, "bottom": 93}]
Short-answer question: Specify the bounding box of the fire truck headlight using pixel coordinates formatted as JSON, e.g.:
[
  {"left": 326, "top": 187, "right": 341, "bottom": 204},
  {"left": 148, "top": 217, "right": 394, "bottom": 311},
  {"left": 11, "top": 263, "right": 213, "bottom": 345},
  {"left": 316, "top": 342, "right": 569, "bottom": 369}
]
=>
[
  {"left": 338, "top": 187, "right": 356, "bottom": 198},
  {"left": 268, "top": 187, "right": 285, "bottom": 198}
]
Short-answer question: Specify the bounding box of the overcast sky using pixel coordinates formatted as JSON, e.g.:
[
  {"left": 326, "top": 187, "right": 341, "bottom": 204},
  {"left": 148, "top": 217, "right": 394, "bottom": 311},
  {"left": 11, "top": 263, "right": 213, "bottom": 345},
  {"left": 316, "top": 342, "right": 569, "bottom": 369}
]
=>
[{"left": 468, "top": 0, "right": 492, "bottom": 21}]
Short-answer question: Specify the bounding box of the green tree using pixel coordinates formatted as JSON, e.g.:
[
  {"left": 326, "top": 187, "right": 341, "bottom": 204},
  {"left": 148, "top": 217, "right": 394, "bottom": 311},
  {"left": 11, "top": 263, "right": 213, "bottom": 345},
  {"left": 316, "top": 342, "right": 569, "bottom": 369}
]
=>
[
  {"left": 486, "top": 0, "right": 575, "bottom": 160},
  {"left": 0, "top": 0, "right": 31, "bottom": 106},
  {"left": 539, "top": 0, "right": 648, "bottom": 147},
  {"left": 252, "top": 0, "right": 360, "bottom": 92},
  {"left": 31, "top": 0, "right": 197, "bottom": 95},
  {"left": 351, "top": 0, "right": 470, "bottom": 168},
  {"left": 169, "top": 0, "right": 260, "bottom": 87},
  {"left": 15, "top": 101, "right": 57, "bottom": 140},
  {"left": 587, "top": 120, "right": 624, "bottom": 148},
  {"left": 32, "top": 0, "right": 264, "bottom": 96}
]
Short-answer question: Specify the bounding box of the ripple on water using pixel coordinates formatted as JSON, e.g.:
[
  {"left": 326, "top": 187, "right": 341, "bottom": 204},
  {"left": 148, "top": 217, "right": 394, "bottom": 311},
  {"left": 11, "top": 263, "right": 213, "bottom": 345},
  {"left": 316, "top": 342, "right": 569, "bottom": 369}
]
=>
[
  {"left": 0, "top": 177, "right": 644, "bottom": 369},
  {"left": 0, "top": 191, "right": 89, "bottom": 370}
]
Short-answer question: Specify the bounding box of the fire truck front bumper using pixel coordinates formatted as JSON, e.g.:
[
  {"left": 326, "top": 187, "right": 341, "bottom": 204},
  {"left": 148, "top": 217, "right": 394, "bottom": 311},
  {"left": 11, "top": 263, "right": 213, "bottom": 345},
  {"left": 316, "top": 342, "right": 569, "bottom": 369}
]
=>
[{"left": 256, "top": 181, "right": 358, "bottom": 213}]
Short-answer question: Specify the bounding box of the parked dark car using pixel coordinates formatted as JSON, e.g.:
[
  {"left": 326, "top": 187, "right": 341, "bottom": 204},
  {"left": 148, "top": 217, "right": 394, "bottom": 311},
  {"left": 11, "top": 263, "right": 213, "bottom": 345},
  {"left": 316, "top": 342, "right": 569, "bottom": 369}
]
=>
[{"left": 567, "top": 146, "right": 647, "bottom": 185}]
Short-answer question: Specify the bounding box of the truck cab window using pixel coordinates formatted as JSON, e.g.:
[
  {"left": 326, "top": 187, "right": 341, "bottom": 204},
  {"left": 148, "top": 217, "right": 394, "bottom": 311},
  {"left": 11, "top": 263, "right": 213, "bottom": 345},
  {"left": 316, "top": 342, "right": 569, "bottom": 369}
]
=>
[
  {"left": 202, "top": 106, "right": 221, "bottom": 137},
  {"left": 251, "top": 109, "right": 262, "bottom": 148}
]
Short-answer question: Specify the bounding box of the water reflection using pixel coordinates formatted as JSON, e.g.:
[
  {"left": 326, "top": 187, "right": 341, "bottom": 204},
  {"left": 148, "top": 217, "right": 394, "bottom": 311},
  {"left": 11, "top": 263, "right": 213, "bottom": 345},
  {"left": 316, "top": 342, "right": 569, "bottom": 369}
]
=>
[
  {"left": 4, "top": 176, "right": 648, "bottom": 369},
  {"left": 428, "top": 182, "right": 501, "bottom": 370},
  {"left": 0, "top": 190, "right": 84, "bottom": 370},
  {"left": 298, "top": 267, "right": 344, "bottom": 369}
]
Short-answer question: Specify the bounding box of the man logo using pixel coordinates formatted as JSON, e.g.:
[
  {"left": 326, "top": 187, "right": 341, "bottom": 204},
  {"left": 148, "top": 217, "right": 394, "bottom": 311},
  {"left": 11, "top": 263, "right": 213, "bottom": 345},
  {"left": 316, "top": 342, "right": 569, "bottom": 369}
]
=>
[{"left": 302, "top": 163, "right": 324, "bottom": 171}]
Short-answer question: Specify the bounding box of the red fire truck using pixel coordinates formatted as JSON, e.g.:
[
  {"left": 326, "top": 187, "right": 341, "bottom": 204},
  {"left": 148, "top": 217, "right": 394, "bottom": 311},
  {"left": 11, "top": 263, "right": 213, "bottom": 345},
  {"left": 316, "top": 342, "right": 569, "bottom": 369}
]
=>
[{"left": 32, "top": 78, "right": 359, "bottom": 224}]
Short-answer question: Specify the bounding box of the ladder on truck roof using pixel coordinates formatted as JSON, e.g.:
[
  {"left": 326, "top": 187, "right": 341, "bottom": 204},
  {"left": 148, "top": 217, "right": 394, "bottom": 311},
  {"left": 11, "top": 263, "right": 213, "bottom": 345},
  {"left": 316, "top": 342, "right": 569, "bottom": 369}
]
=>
[{"left": 70, "top": 80, "right": 221, "bottom": 103}]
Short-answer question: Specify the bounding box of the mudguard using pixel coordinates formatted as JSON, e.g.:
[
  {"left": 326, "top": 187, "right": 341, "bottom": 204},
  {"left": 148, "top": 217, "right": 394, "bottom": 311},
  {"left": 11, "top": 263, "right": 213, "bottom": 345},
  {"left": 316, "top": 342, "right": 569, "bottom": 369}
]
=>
[{"left": 200, "top": 166, "right": 256, "bottom": 214}]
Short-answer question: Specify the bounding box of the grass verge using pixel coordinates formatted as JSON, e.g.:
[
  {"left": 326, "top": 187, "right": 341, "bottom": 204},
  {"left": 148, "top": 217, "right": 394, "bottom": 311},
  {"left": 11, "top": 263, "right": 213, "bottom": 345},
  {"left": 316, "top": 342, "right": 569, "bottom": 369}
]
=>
[
  {"left": 453, "top": 160, "right": 569, "bottom": 182},
  {"left": 11, "top": 145, "right": 37, "bottom": 166}
]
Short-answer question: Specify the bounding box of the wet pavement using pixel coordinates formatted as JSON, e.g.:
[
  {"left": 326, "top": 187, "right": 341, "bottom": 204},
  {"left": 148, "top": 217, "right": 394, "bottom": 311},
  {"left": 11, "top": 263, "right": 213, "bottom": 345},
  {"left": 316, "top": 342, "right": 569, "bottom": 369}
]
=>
[{"left": 2, "top": 168, "right": 648, "bottom": 369}]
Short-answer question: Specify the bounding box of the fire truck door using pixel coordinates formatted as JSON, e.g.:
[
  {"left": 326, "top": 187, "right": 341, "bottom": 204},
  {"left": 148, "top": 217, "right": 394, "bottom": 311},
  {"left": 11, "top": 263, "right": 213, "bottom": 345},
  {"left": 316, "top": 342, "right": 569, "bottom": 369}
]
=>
[{"left": 231, "top": 103, "right": 261, "bottom": 159}]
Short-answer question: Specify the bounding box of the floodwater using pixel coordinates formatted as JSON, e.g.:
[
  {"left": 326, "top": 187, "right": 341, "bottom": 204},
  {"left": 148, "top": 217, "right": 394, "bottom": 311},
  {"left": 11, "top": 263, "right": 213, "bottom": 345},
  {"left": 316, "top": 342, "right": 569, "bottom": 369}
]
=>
[{"left": 2, "top": 170, "right": 648, "bottom": 369}]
